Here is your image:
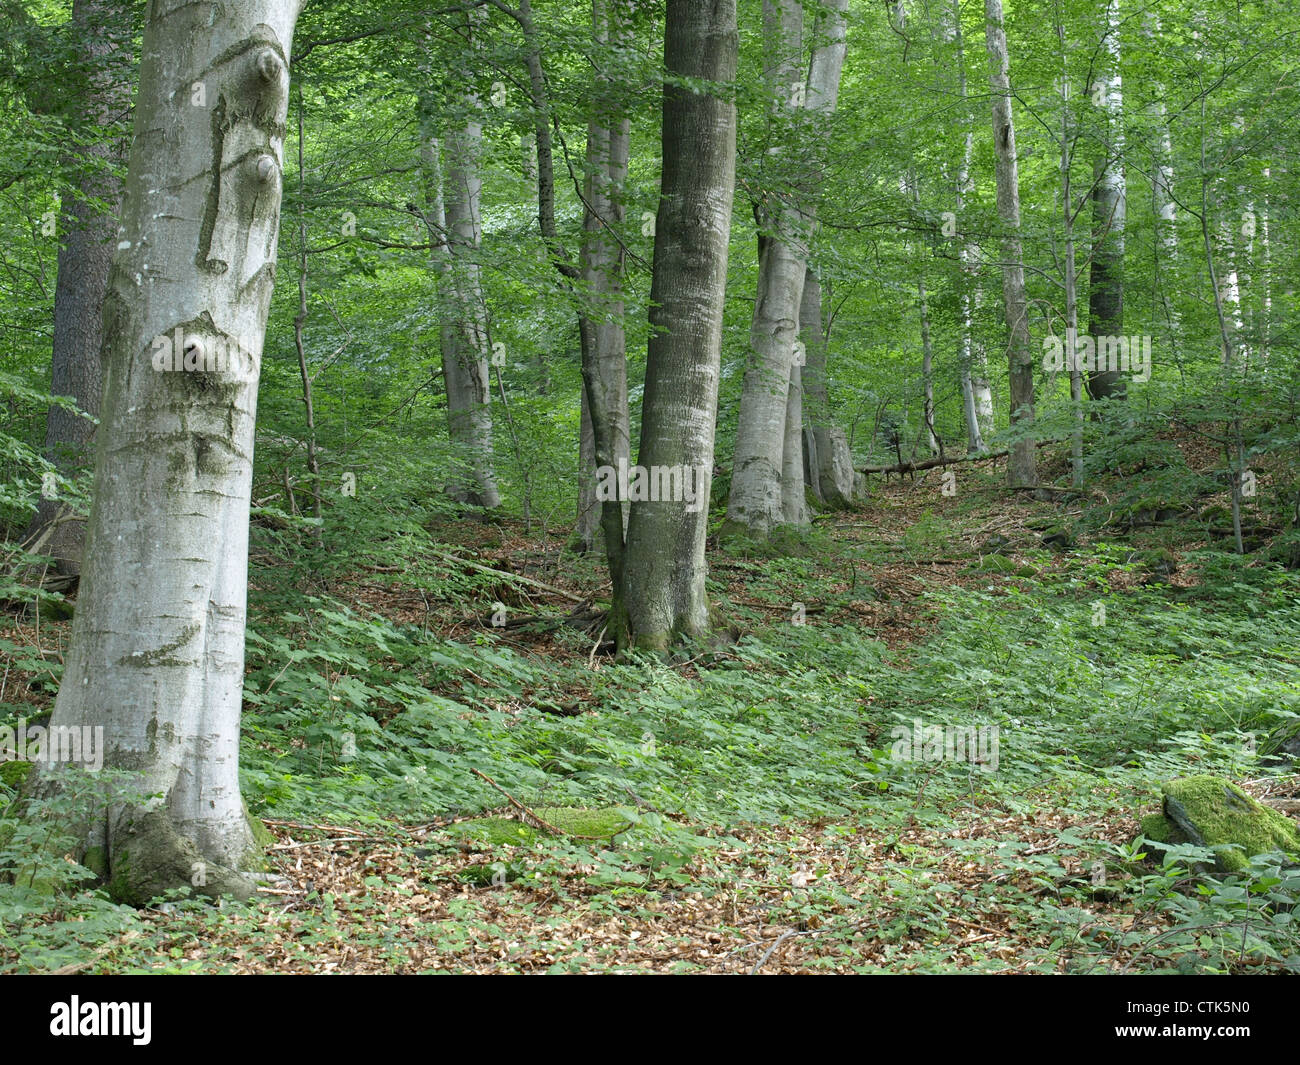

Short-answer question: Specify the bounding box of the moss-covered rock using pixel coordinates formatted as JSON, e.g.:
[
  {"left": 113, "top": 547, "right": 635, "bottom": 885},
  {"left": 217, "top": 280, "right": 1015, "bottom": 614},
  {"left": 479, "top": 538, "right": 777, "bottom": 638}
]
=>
[
  {"left": 1039, "top": 526, "right": 1074, "bottom": 552},
  {"left": 1153, "top": 775, "right": 1300, "bottom": 872},
  {"left": 1138, "top": 812, "right": 1175, "bottom": 844},
  {"left": 971, "top": 554, "right": 1039, "bottom": 577},
  {"left": 535, "top": 806, "right": 630, "bottom": 839}
]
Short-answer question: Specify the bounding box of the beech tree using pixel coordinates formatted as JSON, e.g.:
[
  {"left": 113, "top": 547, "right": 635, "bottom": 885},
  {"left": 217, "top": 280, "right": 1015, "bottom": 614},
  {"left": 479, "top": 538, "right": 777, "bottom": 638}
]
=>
[
  {"left": 577, "top": 0, "right": 633, "bottom": 570},
  {"left": 725, "top": 0, "right": 847, "bottom": 540},
  {"left": 1086, "top": 0, "right": 1126, "bottom": 401},
  {"left": 984, "top": 0, "right": 1036, "bottom": 488},
  {"left": 430, "top": 12, "right": 501, "bottom": 510},
  {"left": 24, "top": 0, "right": 132, "bottom": 573},
  {"left": 31, "top": 0, "right": 306, "bottom": 904},
  {"left": 616, "top": 0, "right": 736, "bottom": 649}
]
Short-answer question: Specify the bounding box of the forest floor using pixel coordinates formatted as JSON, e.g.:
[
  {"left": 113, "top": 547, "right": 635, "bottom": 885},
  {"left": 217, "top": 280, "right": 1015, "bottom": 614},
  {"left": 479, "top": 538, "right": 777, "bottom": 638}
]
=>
[{"left": 3, "top": 444, "right": 1300, "bottom": 973}]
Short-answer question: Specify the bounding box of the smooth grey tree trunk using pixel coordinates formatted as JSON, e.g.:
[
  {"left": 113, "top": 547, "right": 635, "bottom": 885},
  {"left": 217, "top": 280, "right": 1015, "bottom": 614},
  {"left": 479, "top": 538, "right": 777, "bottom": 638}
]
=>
[
  {"left": 1144, "top": 12, "right": 1178, "bottom": 350},
  {"left": 27, "top": 0, "right": 132, "bottom": 574},
  {"left": 984, "top": 0, "right": 1036, "bottom": 488},
  {"left": 434, "top": 72, "right": 501, "bottom": 510},
  {"left": 577, "top": 0, "right": 632, "bottom": 569},
  {"left": 800, "top": 269, "right": 851, "bottom": 506},
  {"left": 36, "top": 0, "right": 305, "bottom": 904},
  {"left": 945, "top": 0, "right": 992, "bottom": 452},
  {"left": 1055, "top": 46, "right": 1084, "bottom": 487},
  {"left": 618, "top": 0, "right": 736, "bottom": 650},
  {"left": 726, "top": 0, "right": 805, "bottom": 538},
  {"left": 1086, "top": 0, "right": 1126, "bottom": 401}
]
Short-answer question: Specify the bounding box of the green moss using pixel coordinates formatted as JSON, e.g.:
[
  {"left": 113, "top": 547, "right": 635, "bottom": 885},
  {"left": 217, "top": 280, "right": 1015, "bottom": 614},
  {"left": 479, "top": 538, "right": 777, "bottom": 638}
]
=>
[
  {"left": 971, "top": 554, "right": 1039, "bottom": 577},
  {"left": 447, "top": 817, "right": 540, "bottom": 847},
  {"left": 459, "top": 860, "right": 527, "bottom": 886},
  {"left": 534, "top": 806, "right": 630, "bottom": 839},
  {"left": 447, "top": 806, "right": 631, "bottom": 848},
  {"left": 1138, "top": 812, "right": 1174, "bottom": 844},
  {"left": 242, "top": 799, "right": 276, "bottom": 850},
  {"left": 0, "top": 760, "right": 33, "bottom": 789},
  {"left": 1161, "top": 775, "right": 1300, "bottom": 872},
  {"left": 82, "top": 845, "right": 108, "bottom": 879}
]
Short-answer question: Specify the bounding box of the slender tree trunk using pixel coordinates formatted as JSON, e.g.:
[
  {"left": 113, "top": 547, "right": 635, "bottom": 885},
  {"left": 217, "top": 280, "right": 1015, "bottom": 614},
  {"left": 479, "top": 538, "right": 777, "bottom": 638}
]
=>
[
  {"left": 26, "top": 0, "right": 132, "bottom": 574},
  {"left": 800, "top": 268, "right": 851, "bottom": 506},
  {"left": 492, "top": 0, "right": 627, "bottom": 553},
  {"left": 1198, "top": 99, "right": 1245, "bottom": 555},
  {"left": 918, "top": 272, "right": 938, "bottom": 454},
  {"left": 1086, "top": 0, "right": 1126, "bottom": 401},
  {"left": 1055, "top": 46, "right": 1084, "bottom": 487},
  {"left": 947, "top": 0, "right": 992, "bottom": 453},
  {"left": 577, "top": 386, "right": 600, "bottom": 549},
  {"left": 617, "top": 0, "right": 736, "bottom": 649},
  {"left": 1144, "top": 13, "right": 1179, "bottom": 362},
  {"left": 984, "top": 0, "right": 1036, "bottom": 487},
  {"left": 577, "top": 0, "right": 632, "bottom": 572},
  {"left": 292, "top": 86, "right": 322, "bottom": 539},
  {"left": 434, "top": 58, "right": 501, "bottom": 510},
  {"left": 35, "top": 0, "right": 305, "bottom": 904}
]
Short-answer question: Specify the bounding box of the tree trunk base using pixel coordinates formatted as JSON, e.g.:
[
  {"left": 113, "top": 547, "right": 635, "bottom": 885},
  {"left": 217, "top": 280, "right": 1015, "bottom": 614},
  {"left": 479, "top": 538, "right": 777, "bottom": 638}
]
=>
[{"left": 97, "top": 806, "right": 262, "bottom": 906}]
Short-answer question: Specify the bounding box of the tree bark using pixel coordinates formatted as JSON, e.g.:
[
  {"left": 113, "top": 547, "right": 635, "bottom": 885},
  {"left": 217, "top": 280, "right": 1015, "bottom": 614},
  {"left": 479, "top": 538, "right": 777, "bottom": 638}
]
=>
[
  {"left": 1054, "top": 27, "right": 1084, "bottom": 488},
  {"left": 617, "top": 0, "right": 736, "bottom": 649},
  {"left": 984, "top": 0, "right": 1037, "bottom": 488},
  {"left": 726, "top": 0, "right": 847, "bottom": 538},
  {"left": 577, "top": 0, "right": 632, "bottom": 573},
  {"left": 945, "top": 0, "right": 992, "bottom": 453},
  {"left": 800, "top": 268, "right": 851, "bottom": 506},
  {"left": 1086, "top": 0, "right": 1126, "bottom": 401},
  {"left": 35, "top": 0, "right": 306, "bottom": 905},
  {"left": 431, "top": 36, "right": 501, "bottom": 510},
  {"left": 26, "top": 0, "right": 132, "bottom": 574}
]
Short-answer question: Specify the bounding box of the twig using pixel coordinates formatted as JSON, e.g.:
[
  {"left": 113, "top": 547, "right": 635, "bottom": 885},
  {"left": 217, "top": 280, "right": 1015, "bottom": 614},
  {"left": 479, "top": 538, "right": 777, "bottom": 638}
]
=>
[{"left": 748, "top": 928, "right": 813, "bottom": 974}]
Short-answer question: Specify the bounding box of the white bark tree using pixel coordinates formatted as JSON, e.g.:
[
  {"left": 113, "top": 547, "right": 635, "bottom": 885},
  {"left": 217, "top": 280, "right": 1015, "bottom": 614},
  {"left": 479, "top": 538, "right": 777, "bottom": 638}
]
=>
[
  {"left": 984, "top": 0, "right": 1036, "bottom": 488},
  {"left": 726, "top": 0, "right": 847, "bottom": 539},
  {"left": 944, "top": 0, "right": 993, "bottom": 453},
  {"left": 1086, "top": 0, "right": 1126, "bottom": 401},
  {"left": 32, "top": 0, "right": 306, "bottom": 904},
  {"left": 432, "top": 18, "right": 501, "bottom": 510}
]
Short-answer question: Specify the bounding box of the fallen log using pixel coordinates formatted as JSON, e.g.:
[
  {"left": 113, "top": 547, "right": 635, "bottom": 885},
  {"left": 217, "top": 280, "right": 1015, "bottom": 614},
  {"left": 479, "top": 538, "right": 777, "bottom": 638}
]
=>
[
  {"left": 859, "top": 438, "right": 1060, "bottom": 476},
  {"left": 428, "top": 548, "right": 592, "bottom": 604},
  {"left": 859, "top": 448, "right": 1008, "bottom": 476}
]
